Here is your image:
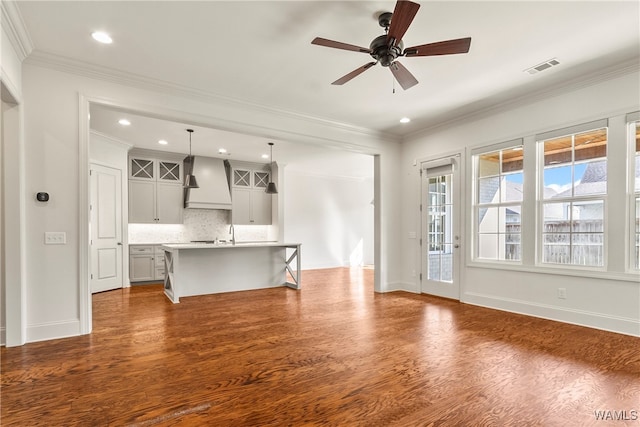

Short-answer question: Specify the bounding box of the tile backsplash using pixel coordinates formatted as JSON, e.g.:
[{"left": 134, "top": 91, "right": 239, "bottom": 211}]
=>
[{"left": 129, "top": 209, "right": 270, "bottom": 243}]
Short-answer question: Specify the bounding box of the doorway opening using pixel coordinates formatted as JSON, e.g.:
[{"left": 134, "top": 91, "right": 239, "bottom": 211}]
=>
[{"left": 81, "top": 98, "right": 381, "bottom": 334}]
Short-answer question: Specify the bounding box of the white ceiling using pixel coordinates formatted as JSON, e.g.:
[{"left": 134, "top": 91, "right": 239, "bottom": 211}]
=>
[
  {"left": 14, "top": 1, "right": 640, "bottom": 175},
  {"left": 89, "top": 103, "right": 374, "bottom": 178}
]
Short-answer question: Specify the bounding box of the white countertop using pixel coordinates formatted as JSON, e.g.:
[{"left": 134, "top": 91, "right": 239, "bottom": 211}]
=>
[{"left": 162, "top": 242, "right": 300, "bottom": 250}]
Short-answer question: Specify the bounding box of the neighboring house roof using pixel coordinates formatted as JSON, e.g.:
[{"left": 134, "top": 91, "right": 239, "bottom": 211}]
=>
[
  {"left": 478, "top": 157, "right": 639, "bottom": 223},
  {"left": 554, "top": 159, "right": 640, "bottom": 198}
]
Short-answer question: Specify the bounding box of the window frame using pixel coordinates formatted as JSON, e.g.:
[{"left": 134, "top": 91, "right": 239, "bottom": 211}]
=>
[
  {"left": 536, "top": 124, "right": 608, "bottom": 269},
  {"left": 471, "top": 139, "right": 524, "bottom": 263}
]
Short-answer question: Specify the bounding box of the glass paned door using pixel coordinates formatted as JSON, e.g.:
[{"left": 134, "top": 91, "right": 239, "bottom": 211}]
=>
[
  {"left": 421, "top": 156, "right": 461, "bottom": 299},
  {"left": 427, "top": 175, "right": 453, "bottom": 281}
]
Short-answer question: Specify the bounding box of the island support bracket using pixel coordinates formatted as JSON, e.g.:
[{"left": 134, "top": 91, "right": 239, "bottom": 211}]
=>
[{"left": 285, "top": 244, "right": 301, "bottom": 290}]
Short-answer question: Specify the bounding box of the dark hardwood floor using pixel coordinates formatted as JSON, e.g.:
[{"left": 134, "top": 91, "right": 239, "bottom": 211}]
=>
[{"left": 2, "top": 268, "right": 639, "bottom": 426}]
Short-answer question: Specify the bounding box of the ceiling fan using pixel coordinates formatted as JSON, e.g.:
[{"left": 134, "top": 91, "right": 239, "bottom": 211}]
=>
[{"left": 311, "top": 0, "right": 471, "bottom": 90}]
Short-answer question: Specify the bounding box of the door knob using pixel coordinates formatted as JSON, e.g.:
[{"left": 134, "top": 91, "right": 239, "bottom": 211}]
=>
[
  {"left": 454, "top": 244, "right": 460, "bottom": 248},
  {"left": 117, "top": 242, "right": 123, "bottom": 246}
]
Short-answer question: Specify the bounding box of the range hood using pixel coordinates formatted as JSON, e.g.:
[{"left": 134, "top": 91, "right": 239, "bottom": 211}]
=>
[{"left": 183, "top": 156, "right": 232, "bottom": 210}]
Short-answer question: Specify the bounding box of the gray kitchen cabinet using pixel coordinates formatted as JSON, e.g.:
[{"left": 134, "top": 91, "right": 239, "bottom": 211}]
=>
[
  {"left": 155, "top": 182, "right": 183, "bottom": 224},
  {"left": 130, "top": 245, "right": 165, "bottom": 283},
  {"left": 129, "top": 180, "right": 156, "bottom": 223},
  {"left": 129, "top": 245, "right": 155, "bottom": 282},
  {"left": 230, "top": 162, "right": 272, "bottom": 225},
  {"left": 154, "top": 245, "right": 166, "bottom": 281},
  {"left": 128, "top": 154, "right": 183, "bottom": 224}
]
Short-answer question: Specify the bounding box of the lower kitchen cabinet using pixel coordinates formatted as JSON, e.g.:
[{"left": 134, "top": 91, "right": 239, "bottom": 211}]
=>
[
  {"left": 130, "top": 245, "right": 165, "bottom": 283},
  {"left": 154, "top": 245, "right": 165, "bottom": 280}
]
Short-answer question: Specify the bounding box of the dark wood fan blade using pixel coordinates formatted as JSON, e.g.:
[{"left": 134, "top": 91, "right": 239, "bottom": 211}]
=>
[
  {"left": 312, "top": 37, "right": 371, "bottom": 53},
  {"left": 390, "top": 61, "right": 418, "bottom": 90},
  {"left": 404, "top": 37, "right": 472, "bottom": 57},
  {"left": 331, "top": 62, "right": 377, "bottom": 85},
  {"left": 386, "top": 1, "right": 420, "bottom": 47}
]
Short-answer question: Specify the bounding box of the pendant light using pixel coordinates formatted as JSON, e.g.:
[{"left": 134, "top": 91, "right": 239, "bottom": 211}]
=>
[
  {"left": 265, "top": 142, "right": 278, "bottom": 194},
  {"left": 184, "top": 129, "right": 199, "bottom": 189}
]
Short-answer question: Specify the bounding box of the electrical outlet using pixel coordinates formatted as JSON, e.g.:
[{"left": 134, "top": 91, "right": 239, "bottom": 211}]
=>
[
  {"left": 557, "top": 288, "right": 567, "bottom": 299},
  {"left": 45, "top": 232, "right": 66, "bottom": 245}
]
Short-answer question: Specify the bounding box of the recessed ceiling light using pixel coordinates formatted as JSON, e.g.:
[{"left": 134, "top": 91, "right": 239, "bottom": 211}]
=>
[
  {"left": 118, "top": 119, "right": 131, "bottom": 126},
  {"left": 261, "top": 154, "right": 269, "bottom": 159},
  {"left": 91, "top": 31, "right": 113, "bottom": 44},
  {"left": 218, "top": 148, "right": 227, "bottom": 154},
  {"left": 158, "top": 140, "right": 168, "bottom": 145},
  {"left": 400, "top": 117, "right": 411, "bottom": 124}
]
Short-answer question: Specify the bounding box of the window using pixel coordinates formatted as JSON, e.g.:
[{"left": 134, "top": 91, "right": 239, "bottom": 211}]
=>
[
  {"left": 473, "top": 141, "right": 523, "bottom": 261},
  {"left": 539, "top": 125, "right": 607, "bottom": 266}
]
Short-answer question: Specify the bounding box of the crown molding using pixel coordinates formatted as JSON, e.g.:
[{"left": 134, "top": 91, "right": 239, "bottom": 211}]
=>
[
  {"left": 1, "top": 1, "right": 34, "bottom": 61},
  {"left": 286, "top": 168, "right": 371, "bottom": 182},
  {"left": 89, "top": 130, "right": 134, "bottom": 151},
  {"left": 404, "top": 57, "right": 640, "bottom": 141},
  {"left": 128, "top": 147, "right": 186, "bottom": 162},
  {"left": 24, "top": 50, "right": 398, "bottom": 144}
]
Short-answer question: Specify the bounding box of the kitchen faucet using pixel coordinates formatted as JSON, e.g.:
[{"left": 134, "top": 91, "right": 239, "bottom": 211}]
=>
[{"left": 229, "top": 224, "right": 235, "bottom": 245}]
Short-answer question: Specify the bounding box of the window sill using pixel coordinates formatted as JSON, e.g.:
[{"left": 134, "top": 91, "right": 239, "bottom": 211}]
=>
[{"left": 466, "top": 260, "right": 640, "bottom": 283}]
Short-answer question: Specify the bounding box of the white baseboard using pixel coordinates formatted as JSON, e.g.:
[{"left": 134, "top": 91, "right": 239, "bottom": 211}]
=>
[
  {"left": 26, "top": 319, "right": 82, "bottom": 343},
  {"left": 0, "top": 327, "right": 5, "bottom": 346},
  {"left": 463, "top": 292, "right": 640, "bottom": 337},
  {"left": 384, "top": 281, "right": 420, "bottom": 293},
  {"left": 375, "top": 286, "right": 639, "bottom": 337}
]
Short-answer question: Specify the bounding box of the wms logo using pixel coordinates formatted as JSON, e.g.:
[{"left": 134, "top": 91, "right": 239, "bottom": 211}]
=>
[{"left": 594, "top": 410, "right": 638, "bottom": 421}]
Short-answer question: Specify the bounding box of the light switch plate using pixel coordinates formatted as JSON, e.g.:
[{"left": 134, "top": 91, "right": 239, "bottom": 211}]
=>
[
  {"left": 45, "top": 232, "right": 66, "bottom": 245},
  {"left": 408, "top": 231, "right": 417, "bottom": 239}
]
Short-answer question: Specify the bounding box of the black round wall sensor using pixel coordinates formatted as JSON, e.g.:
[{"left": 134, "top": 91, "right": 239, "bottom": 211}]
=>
[{"left": 36, "top": 192, "right": 49, "bottom": 202}]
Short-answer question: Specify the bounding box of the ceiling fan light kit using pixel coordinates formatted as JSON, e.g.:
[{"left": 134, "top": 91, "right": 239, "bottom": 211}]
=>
[{"left": 311, "top": 0, "right": 471, "bottom": 90}]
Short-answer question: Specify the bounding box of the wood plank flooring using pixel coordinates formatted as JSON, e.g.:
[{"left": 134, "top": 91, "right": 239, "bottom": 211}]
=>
[{"left": 2, "top": 267, "right": 639, "bottom": 426}]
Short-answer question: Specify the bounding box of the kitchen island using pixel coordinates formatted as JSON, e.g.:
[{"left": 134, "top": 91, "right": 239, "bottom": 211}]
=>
[{"left": 161, "top": 242, "right": 301, "bottom": 303}]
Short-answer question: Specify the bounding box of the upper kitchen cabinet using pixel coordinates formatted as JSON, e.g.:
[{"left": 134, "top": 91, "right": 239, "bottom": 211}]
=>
[
  {"left": 129, "top": 151, "right": 184, "bottom": 224},
  {"left": 230, "top": 161, "right": 272, "bottom": 225}
]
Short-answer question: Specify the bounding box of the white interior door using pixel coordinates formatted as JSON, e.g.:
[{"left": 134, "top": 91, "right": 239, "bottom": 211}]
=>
[
  {"left": 421, "top": 155, "right": 461, "bottom": 299},
  {"left": 90, "top": 164, "right": 123, "bottom": 293}
]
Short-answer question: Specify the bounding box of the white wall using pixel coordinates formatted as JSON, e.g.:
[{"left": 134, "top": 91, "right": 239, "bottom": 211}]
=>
[
  {"left": 284, "top": 169, "right": 374, "bottom": 270},
  {"left": 19, "top": 63, "right": 402, "bottom": 343},
  {"left": 401, "top": 70, "right": 640, "bottom": 336}
]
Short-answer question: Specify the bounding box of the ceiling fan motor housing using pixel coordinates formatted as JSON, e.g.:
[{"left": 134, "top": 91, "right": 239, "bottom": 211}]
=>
[{"left": 369, "top": 34, "right": 403, "bottom": 67}]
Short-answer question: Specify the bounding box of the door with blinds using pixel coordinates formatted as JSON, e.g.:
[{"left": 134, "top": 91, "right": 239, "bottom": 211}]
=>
[{"left": 421, "top": 155, "right": 461, "bottom": 299}]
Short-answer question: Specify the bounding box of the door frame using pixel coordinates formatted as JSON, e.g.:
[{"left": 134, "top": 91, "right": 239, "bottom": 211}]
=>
[
  {"left": 2, "top": 81, "right": 26, "bottom": 346},
  {"left": 418, "top": 150, "right": 465, "bottom": 300},
  {"left": 78, "top": 95, "right": 385, "bottom": 335}
]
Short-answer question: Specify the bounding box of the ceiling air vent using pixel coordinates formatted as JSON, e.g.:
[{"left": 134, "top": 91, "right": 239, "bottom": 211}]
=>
[{"left": 525, "top": 58, "right": 560, "bottom": 75}]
